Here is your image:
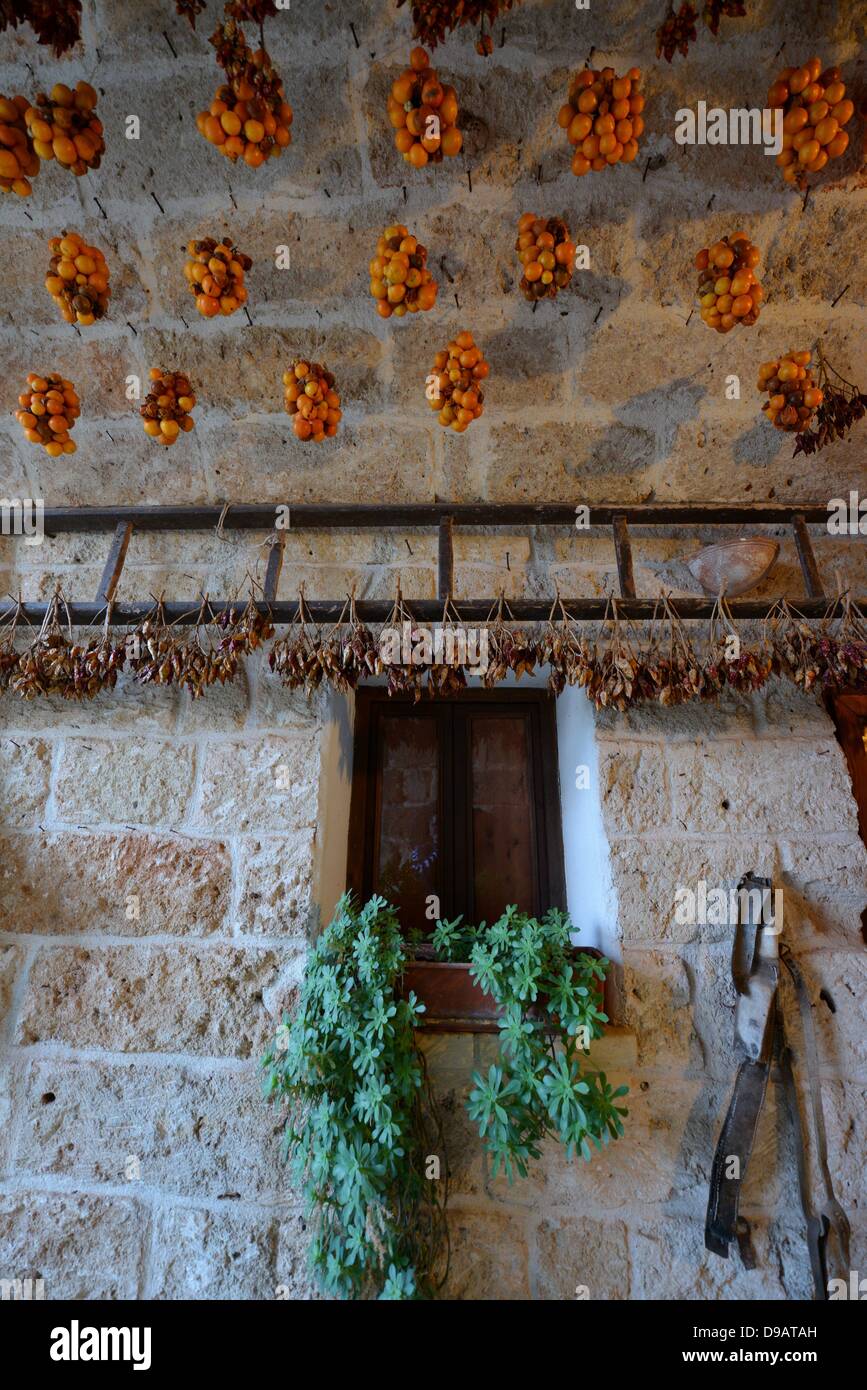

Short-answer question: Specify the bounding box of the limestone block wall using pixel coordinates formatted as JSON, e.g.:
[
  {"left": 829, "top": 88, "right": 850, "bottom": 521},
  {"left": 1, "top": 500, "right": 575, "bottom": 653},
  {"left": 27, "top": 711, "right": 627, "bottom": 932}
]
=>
[
  {"left": 0, "top": 666, "right": 324, "bottom": 1299},
  {"left": 0, "top": 0, "right": 866, "bottom": 1299},
  {"left": 419, "top": 683, "right": 867, "bottom": 1300},
  {"left": 0, "top": 672, "right": 864, "bottom": 1299},
  {"left": 0, "top": 0, "right": 864, "bottom": 514}
]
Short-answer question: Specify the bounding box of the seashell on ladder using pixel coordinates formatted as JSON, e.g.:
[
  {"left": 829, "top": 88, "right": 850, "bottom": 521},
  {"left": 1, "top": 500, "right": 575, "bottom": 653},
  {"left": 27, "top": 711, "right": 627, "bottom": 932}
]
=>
[{"left": 680, "top": 537, "right": 780, "bottom": 597}]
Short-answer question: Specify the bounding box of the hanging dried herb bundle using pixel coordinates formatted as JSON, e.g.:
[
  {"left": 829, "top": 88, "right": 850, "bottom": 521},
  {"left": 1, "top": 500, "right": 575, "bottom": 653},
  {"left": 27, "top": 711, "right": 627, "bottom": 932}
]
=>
[
  {"left": 772, "top": 597, "right": 867, "bottom": 693},
  {"left": 384, "top": 659, "right": 424, "bottom": 700},
  {"left": 378, "top": 589, "right": 427, "bottom": 702},
  {"left": 639, "top": 598, "right": 711, "bottom": 705},
  {"left": 704, "top": 597, "right": 775, "bottom": 695},
  {"left": 590, "top": 641, "right": 643, "bottom": 708},
  {"left": 175, "top": 0, "right": 206, "bottom": 27},
  {"left": 425, "top": 598, "right": 469, "bottom": 698},
  {"left": 826, "top": 597, "right": 867, "bottom": 689},
  {"left": 793, "top": 348, "right": 867, "bottom": 458},
  {"left": 578, "top": 601, "right": 645, "bottom": 711},
  {"left": 175, "top": 597, "right": 246, "bottom": 698},
  {"left": 317, "top": 595, "right": 382, "bottom": 694},
  {"left": 174, "top": 618, "right": 221, "bottom": 698},
  {"left": 656, "top": 2, "right": 697, "bottom": 61},
  {"left": 481, "top": 595, "right": 536, "bottom": 688},
  {"left": 656, "top": 0, "right": 745, "bottom": 61},
  {"left": 269, "top": 593, "right": 326, "bottom": 696},
  {"left": 127, "top": 596, "right": 255, "bottom": 698},
  {"left": 130, "top": 598, "right": 210, "bottom": 692},
  {"left": 127, "top": 599, "right": 179, "bottom": 687},
  {"left": 772, "top": 600, "right": 835, "bottom": 693},
  {"left": 214, "top": 591, "right": 275, "bottom": 656},
  {"left": 427, "top": 656, "right": 467, "bottom": 697},
  {"left": 0, "top": 0, "right": 82, "bottom": 56},
  {"left": 537, "top": 601, "right": 594, "bottom": 696},
  {"left": 0, "top": 597, "right": 25, "bottom": 692},
  {"left": 396, "top": 0, "right": 521, "bottom": 55},
  {"left": 9, "top": 592, "right": 126, "bottom": 701}
]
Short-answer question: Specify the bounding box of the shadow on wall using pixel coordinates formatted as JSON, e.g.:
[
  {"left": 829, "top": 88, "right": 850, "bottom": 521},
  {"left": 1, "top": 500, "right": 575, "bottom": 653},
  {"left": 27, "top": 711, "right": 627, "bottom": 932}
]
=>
[{"left": 733, "top": 418, "right": 783, "bottom": 469}]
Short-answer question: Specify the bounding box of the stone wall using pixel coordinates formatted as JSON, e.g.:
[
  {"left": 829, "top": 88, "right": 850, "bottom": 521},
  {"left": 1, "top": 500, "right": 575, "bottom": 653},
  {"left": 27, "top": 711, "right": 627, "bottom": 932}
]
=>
[
  {"left": 2, "top": 673, "right": 864, "bottom": 1300},
  {"left": 431, "top": 685, "right": 867, "bottom": 1299},
  {"left": 1, "top": 0, "right": 866, "bottom": 1299}
]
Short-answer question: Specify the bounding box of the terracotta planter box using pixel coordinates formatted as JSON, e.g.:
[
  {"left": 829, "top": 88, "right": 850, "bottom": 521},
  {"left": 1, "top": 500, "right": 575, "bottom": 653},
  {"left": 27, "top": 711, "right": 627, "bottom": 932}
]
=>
[
  {"left": 400, "top": 961, "right": 502, "bottom": 1033},
  {"left": 399, "top": 947, "right": 606, "bottom": 1034}
]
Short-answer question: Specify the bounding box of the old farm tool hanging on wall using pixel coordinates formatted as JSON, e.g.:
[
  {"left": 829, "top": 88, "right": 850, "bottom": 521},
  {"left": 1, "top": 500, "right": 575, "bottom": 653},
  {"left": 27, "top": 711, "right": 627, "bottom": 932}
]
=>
[
  {"left": 705, "top": 872, "right": 778, "bottom": 1264},
  {"left": 777, "top": 945, "right": 852, "bottom": 1300},
  {"left": 705, "top": 872, "right": 850, "bottom": 1298}
]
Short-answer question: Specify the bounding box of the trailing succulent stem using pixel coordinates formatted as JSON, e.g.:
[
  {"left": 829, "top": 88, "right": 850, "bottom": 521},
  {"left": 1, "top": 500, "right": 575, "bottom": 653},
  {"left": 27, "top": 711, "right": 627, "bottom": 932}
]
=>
[
  {"left": 262, "top": 893, "right": 447, "bottom": 1300},
  {"left": 433, "top": 906, "right": 628, "bottom": 1181}
]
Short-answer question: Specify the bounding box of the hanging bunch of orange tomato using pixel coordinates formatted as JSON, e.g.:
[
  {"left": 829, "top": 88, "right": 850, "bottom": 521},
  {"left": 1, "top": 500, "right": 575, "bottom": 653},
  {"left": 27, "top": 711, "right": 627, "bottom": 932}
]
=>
[
  {"left": 426, "top": 332, "right": 489, "bottom": 433},
  {"left": 184, "top": 236, "right": 252, "bottom": 318},
  {"left": 768, "top": 57, "right": 853, "bottom": 187},
  {"left": 369, "top": 224, "right": 438, "bottom": 319},
  {"left": 516, "top": 214, "right": 576, "bottom": 303},
  {"left": 45, "top": 232, "right": 111, "bottom": 327},
  {"left": 24, "top": 81, "right": 104, "bottom": 177},
  {"left": 694, "top": 233, "right": 763, "bottom": 333},
  {"left": 16, "top": 373, "right": 80, "bottom": 456},
  {"left": 0, "top": 93, "right": 40, "bottom": 196},
  {"left": 283, "top": 361, "right": 341, "bottom": 443},
  {"left": 388, "top": 46, "right": 462, "bottom": 169},
  {"left": 559, "top": 66, "right": 644, "bottom": 175},
  {"left": 758, "top": 352, "right": 823, "bottom": 433},
  {"left": 196, "top": 19, "right": 292, "bottom": 167},
  {"left": 140, "top": 369, "right": 197, "bottom": 446}
]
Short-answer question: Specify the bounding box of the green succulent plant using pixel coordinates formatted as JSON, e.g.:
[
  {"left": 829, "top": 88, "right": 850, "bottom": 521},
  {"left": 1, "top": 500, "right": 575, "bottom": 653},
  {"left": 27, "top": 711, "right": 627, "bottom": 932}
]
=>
[{"left": 264, "top": 896, "right": 627, "bottom": 1298}]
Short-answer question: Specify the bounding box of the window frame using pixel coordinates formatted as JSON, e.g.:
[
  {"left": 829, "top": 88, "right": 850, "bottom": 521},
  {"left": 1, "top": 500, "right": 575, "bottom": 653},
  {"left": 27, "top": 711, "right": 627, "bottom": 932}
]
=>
[
  {"left": 347, "top": 688, "right": 567, "bottom": 928},
  {"left": 828, "top": 692, "right": 867, "bottom": 844}
]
